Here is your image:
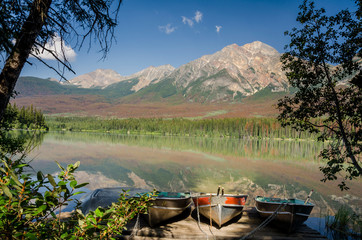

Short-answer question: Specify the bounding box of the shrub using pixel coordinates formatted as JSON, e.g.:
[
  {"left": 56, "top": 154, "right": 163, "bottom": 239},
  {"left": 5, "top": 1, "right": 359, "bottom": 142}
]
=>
[
  {"left": 325, "top": 205, "right": 361, "bottom": 240},
  {"left": 0, "top": 158, "right": 155, "bottom": 239}
]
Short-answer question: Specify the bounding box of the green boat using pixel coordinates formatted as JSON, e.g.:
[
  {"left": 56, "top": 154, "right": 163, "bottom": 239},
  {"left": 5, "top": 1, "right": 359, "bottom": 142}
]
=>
[
  {"left": 146, "top": 191, "right": 192, "bottom": 227},
  {"left": 255, "top": 196, "right": 314, "bottom": 233}
]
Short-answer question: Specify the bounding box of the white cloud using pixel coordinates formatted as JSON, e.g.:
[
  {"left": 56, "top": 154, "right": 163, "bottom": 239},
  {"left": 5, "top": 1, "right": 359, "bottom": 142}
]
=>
[
  {"left": 182, "top": 16, "right": 194, "bottom": 27},
  {"left": 194, "top": 11, "right": 203, "bottom": 23},
  {"left": 181, "top": 10, "right": 203, "bottom": 28},
  {"left": 216, "top": 25, "right": 222, "bottom": 33},
  {"left": 159, "top": 24, "right": 176, "bottom": 34},
  {"left": 31, "top": 33, "right": 76, "bottom": 62}
]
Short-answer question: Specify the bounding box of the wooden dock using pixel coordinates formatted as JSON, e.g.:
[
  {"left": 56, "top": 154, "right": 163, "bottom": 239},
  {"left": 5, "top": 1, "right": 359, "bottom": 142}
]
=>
[{"left": 121, "top": 207, "right": 327, "bottom": 240}]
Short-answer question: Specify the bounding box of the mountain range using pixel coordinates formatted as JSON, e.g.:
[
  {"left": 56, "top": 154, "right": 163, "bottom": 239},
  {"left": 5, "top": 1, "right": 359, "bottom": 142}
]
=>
[
  {"left": 14, "top": 41, "right": 291, "bottom": 117},
  {"left": 62, "top": 41, "right": 288, "bottom": 102}
]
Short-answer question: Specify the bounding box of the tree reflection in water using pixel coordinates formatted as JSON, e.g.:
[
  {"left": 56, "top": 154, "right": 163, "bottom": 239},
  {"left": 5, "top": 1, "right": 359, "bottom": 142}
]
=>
[{"left": 27, "top": 131, "right": 361, "bottom": 219}]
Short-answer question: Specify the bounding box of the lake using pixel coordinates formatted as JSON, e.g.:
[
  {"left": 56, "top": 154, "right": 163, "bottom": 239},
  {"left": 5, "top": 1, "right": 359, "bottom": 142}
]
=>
[{"left": 27, "top": 131, "right": 361, "bottom": 233}]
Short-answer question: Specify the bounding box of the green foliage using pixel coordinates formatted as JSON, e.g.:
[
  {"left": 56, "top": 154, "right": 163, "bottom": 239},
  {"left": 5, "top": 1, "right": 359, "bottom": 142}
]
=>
[
  {"left": 0, "top": 159, "right": 81, "bottom": 239},
  {"left": 79, "top": 190, "right": 155, "bottom": 239},
  {"left": 1, "top": 103, "right": 48, "bottom": 131},
  {"left": 325, "top": 205, "right": 361, "bottom": 240},
  {"left": 278, "top": 0, "right": 361, "bottom": 190},
  {"left": 0, "top": 103, "right": 47, "bottom": 157},
  {"left": 0, "top": 158, "right": 155, "bottom": 239},
  {"left": 0, "top": 106, "right": 155, "bottom": 239},
  {"left": 46, "top": 116, "right": 316, "bottom": 140}
]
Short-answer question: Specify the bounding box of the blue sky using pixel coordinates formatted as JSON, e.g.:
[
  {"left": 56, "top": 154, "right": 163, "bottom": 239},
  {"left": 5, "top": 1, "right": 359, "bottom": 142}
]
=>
[{"left": 21, "top": 0, "right": 357, "bottom": 80}]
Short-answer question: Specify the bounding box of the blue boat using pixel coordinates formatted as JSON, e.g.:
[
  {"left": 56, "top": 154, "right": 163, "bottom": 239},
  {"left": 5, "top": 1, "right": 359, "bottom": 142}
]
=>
[{"left": 80, "top": 187, "right": 149, "bottom": 215}]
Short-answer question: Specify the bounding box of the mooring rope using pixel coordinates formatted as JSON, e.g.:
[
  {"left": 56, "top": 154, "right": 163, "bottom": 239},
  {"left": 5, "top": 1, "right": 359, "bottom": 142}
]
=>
[
  {"left": 240, "top": 202, "right": 287, "bottom": 240},
  {"left": 207, "top": 193, "right": 216, "bottom": 240},
  {"left": 195, "top": 195, "right": 209, "bottom": 240},
  {"left": 208, "top": 222, "right": 216, "bottom": 240},
  {"left": 130, "top": 213, "right": 140, "bottom": 237}
]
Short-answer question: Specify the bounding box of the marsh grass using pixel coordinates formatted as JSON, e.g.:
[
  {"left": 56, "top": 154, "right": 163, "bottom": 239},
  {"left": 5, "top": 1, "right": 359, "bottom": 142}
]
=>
[{"left": 325, "top": 206, "right": 361, "bottom": 240}]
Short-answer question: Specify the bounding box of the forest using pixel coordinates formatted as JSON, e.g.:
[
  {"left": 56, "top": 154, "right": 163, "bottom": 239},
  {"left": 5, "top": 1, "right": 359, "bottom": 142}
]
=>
[
  {"left": 46, "top": 116, "right": 315, "bottom": 140},
  {"left": 4, "top": 103, "right": 48, "bottom": 130}
]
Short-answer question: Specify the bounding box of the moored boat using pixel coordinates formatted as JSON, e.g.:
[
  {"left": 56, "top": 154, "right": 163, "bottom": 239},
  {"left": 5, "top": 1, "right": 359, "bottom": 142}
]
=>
[
  {"left": 254, "top": 196, "right": 314, "bottom": 233},
  {"left": 192, "top": 188, "right": 248, "bottom": 228},
  {"left": 80, "top": 187, "right": 150, "bottom": 214},
  {"left": 80, "top": 188, "right": 192, "bottom": 227},
  {"left": 146, "top": 191, "right": 192, "bottom": 227}
]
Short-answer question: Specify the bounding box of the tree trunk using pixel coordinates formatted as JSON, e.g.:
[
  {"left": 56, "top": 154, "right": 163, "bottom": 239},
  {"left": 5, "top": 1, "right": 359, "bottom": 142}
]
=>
[{"left": 0, "top": 0, "right": 52, "bottom": 122}]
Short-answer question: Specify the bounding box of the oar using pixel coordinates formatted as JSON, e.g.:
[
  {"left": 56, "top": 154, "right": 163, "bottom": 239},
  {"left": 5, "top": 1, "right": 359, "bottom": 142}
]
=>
[{"left": 304, "top": 190, "right": 313, "bottom": 204}]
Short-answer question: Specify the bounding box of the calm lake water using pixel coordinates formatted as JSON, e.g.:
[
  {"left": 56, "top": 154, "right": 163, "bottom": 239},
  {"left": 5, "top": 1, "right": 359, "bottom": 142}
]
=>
[{"left": 27, "top": 131, "right": 361, "bottom": 234}]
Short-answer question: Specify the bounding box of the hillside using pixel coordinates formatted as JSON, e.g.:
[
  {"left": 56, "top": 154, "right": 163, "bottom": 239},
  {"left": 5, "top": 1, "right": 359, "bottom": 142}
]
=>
[{"left": 13, "top": 81, "right": 285, "bottom": 118}]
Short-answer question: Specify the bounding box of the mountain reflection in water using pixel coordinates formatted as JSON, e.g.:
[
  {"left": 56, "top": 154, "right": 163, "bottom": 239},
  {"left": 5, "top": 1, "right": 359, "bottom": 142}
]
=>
[{"left": 28, "top": 131, "right": 361, "bottom": 217}]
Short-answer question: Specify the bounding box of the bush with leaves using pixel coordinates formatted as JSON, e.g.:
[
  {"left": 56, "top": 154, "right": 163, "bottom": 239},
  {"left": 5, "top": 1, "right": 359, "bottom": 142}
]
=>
[
  {"left": 72, "top": 189, "right": 155, "bottom": 239},
  {"left": 1, "top": 102, "right": 155, "bottom": 239},
  {"left": 0, "top": 157, "right": 156, "bottom": 239}
]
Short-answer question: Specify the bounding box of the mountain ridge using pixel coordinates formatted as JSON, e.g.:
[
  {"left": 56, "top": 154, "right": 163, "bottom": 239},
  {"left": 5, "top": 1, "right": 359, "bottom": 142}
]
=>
[
  {"left": 68, "top": 64, "right": 176, "bottom": 90},
  {"left": 17, "top": 41, "right": 290, "bottom": 103},
  {"left": 162, "top": 41, "right": 287, "bottom": 102}
]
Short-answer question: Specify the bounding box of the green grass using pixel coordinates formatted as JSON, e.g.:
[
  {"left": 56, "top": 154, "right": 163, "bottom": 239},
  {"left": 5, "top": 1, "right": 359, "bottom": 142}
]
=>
[
  {"left": 186, "top": 110, "right": 229, "bottom": 120},
  {"left": 325, "top": 205, "right": 362, "bottom": 239}
]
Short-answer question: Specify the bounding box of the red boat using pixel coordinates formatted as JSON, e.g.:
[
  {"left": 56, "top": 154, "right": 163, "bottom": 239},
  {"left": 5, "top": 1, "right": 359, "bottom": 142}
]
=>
[{"left": 193, "top": 189, "right": 247, "bottom": 227}]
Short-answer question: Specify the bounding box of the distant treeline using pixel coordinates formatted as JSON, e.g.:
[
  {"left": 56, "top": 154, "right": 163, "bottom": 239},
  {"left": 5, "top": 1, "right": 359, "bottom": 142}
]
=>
[
  {"left": 47, "top": 116, "right": 314, "bottom": 139},
  {"left": 46, "top": 131, "right": 324, "bottom": 162},
  {"left": 4, "top": 104, "right": 48, "bottom": 130}
]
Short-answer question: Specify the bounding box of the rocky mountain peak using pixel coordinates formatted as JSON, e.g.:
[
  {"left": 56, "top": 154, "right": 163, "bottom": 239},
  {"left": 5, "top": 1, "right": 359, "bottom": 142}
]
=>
[
  {"left": 69, "top": 69, "right": 125, "bottom": 88},
  {"left": 242, "top": 41, "right": 279, "bottom": 56},
  {"left": 160, "top": 64, "right": 176, "bottom": 71},
  {"left": 221, "top": 43, "right": 239, "bottom": 51},
  {"left": 130, "top": 64, "right": 175, "bottom": 78},
  {"left": 89, "top": 69, "right": 120, "bottom": 77},
  {"left": 127, "top": 64, "right": 176, "bottom": 91},
  {"left": 165, "top": 41, "right": 287, "bottom": 101}
]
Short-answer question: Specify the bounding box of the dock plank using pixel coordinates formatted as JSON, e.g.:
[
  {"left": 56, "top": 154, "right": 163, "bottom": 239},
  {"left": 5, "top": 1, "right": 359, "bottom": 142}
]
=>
[{"left": 120, "top": 207, "right": 327, "bottom": 239}]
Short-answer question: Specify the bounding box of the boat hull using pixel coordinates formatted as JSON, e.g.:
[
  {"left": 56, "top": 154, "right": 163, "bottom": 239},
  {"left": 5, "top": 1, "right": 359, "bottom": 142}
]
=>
[
  {"left": 80, "top": 187, "right": 150, "bottom": 214},
  {"left": 193, "top": 194, "right": 247, "bottom": 227},
  {"left": 255, "top": 196, "right": 314, "bottom": 233},
  {"left": 146, "top": 194, "right": 192, "bottom": 227}
]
